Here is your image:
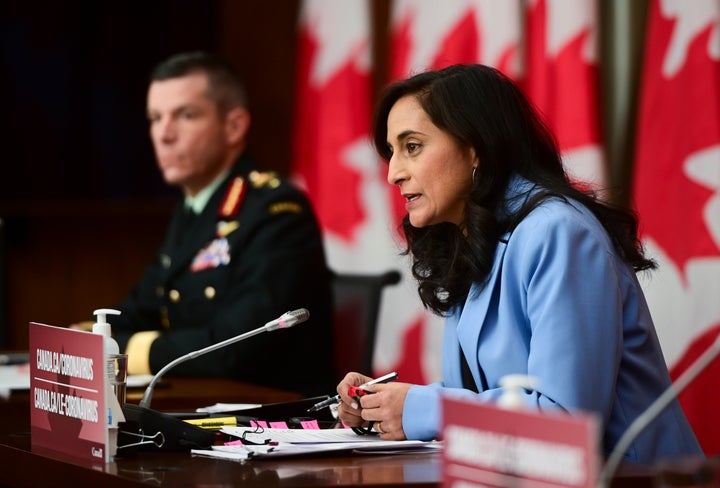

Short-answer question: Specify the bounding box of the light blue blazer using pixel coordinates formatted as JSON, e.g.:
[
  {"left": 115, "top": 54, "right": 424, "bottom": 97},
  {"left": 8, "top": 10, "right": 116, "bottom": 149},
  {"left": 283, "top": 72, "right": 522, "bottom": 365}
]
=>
[{"left": 402, "top": 179, "right": 702, "bottom": 464}]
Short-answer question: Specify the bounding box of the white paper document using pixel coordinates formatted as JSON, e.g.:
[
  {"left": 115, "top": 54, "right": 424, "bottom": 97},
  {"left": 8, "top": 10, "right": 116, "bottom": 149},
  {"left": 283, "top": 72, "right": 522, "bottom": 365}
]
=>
[
  {"left": 222, "top": 426, "right": 381, "bottom": 443},
  {"left": 190, "top": 427, "right": 441, "bottom": 460},
  {"left": 192, "top": 440, "right": 440, "bottom": 461},
  {"left": 0, "top": 364, "right": 31, "bottom": 398},
  {"left": 196, "top": 402, "right": 263, "bottom": 413}
]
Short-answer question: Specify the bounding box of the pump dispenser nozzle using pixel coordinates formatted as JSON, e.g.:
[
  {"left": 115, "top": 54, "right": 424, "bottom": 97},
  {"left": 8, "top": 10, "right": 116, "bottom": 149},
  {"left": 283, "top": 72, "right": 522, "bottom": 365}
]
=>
[{"left": 92, "top": 308, "right": 121, "bottom": 345}]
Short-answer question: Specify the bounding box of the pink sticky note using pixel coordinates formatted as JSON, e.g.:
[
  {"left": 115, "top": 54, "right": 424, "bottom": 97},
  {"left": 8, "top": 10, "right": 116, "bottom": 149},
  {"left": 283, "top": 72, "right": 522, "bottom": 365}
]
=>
[
  {"left": 301, "top": 419, "right": 321, "bottom": 430},
  {"left": 224, "top": 439, "right": 245, "bottom": 446},
  {"left": 269, "top": 421, "right": 289, "bottom": 429},
  {"left": 257, "top": 420, "right": 269, "bottom": 429}
]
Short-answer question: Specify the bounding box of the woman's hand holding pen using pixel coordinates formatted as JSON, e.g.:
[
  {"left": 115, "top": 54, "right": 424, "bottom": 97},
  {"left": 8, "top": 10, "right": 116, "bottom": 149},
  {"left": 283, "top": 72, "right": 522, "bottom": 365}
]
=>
[
  {"left": 336, "top": 372, "right": 411, "bottom": 441},
  {"left": 336, "top": 372, "right": 371, "bottom": 429}
]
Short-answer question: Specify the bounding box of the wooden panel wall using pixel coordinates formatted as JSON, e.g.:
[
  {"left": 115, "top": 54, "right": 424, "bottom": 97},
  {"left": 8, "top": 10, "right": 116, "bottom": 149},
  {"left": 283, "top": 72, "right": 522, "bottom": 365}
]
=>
[{"left": 2, "top": 201, "right": 172, "bottom": 349}]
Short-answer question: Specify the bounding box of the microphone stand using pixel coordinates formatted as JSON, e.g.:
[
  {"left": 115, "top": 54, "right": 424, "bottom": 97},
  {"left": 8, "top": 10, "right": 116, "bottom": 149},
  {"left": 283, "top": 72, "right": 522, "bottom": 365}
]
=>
[
  {"left": 138, "top": 309, "right": 309, "bottom": 409},
  {"left": 598, "top": 333, "right": 720, "bottom": 488},
  {"left": 119, "top": 309, "right": 309, "bottom": 452}
]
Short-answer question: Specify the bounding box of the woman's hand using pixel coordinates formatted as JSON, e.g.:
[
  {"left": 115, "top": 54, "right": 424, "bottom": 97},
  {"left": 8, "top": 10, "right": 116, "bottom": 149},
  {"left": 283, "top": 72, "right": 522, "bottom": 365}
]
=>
[
  {"left": 336, "top": 372, "right": 412, "bottom": 440},
  {"left": 357, "top": 382, "right": 411, "bottom": 440},
  {"left": 336, "top": 372, "right": 373, "bottom": 428}
]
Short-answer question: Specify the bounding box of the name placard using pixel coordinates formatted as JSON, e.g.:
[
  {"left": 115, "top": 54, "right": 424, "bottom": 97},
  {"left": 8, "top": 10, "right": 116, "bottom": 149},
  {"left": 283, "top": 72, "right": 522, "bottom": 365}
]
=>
[
  {"left": 442, "top": 396, "right": 599, "bottom": 488},
  {"left": 29, "top": 322, "right": 108, "bottom": 463}
]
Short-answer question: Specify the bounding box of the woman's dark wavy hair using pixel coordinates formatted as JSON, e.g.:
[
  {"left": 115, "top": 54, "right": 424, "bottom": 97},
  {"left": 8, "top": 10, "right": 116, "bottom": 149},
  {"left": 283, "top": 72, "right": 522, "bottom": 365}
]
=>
[{"left": 373, "top": 64, "right": 654, "bottom": 316}]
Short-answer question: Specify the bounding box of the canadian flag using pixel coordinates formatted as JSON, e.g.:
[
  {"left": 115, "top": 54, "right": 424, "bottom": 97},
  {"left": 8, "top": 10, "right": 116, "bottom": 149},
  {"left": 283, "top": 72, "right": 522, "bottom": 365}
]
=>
[
  {"left": 293, "top": 0, "right": 607, "bottom": 385},
  {"left": 633, "top": 0, "right": 720, "bottom": 456},
  {"left": 524, "top": 0, "right": 607, "bottom": 194},
  {"left": 292, "top": 0, "right": 431, "bottom": 382},
  {"left": 387, "top": 0, "right": 605, "bottom": 382},
  {"left": 390, "top": 0, "right": 522, "bottom": 81},
  {"left": 387, "top": 0, "right": 524, "bottom": 383},
  {"left": 391, "top": 0, "right": 606, "bottom": 197}
]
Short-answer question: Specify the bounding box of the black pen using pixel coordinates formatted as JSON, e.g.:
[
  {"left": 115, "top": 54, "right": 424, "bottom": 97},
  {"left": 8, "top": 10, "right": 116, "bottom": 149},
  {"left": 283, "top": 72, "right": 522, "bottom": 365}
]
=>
[{"left": 307, "top": 372, "right": 399, "bottom": 412}]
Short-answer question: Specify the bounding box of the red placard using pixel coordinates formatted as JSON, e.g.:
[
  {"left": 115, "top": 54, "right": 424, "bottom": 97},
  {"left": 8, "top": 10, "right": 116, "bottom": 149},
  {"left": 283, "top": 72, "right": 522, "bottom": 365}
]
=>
[
  {"left": 442, "top": 396, "right": 600, "bottom": 488},
  {"left": 29, "top": 322, "right": 107, "bottom": 464}
]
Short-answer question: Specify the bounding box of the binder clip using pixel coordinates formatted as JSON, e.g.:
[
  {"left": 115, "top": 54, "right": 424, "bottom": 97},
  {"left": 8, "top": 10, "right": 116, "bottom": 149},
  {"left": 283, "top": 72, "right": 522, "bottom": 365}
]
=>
[{"left": 119, "top": 404, "right": 215, "bottom": 452}]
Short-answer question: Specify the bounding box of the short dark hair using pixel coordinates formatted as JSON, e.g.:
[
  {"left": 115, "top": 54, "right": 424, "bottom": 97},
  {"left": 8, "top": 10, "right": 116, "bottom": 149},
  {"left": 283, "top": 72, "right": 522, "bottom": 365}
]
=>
[{"left": 150, "top": 51, "right": 248, "bottom": 115}]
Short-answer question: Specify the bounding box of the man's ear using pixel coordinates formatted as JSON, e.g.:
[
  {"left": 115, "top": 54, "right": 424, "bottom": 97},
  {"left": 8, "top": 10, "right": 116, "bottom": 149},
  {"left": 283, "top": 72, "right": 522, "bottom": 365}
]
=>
[{"left": 225, "top": 107, "right": 251, "bottom": 145}]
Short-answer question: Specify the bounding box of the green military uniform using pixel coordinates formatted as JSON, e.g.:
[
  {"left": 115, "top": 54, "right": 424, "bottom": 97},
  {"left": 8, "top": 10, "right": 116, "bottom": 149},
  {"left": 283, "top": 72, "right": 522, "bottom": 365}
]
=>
[{"left": 113, "top": 153, "right": 335, "bottom": 396}]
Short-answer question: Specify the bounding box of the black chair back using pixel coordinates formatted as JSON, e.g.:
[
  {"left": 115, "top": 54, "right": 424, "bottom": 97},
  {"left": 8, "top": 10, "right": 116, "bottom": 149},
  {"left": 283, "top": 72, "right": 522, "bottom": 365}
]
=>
[{"left": 331, "top": 269, "right": 401, "bottom": 378}]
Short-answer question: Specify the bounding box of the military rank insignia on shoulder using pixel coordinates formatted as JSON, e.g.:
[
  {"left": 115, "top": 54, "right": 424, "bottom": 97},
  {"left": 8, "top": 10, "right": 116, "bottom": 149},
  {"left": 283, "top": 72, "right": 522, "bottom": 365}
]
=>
[
  {"left": 249, "top": 170, "right": 280, "bottom": 189},
  {"left": 269, "top": 201, "right": 303, "bottom": 215},
  {"left": 219, "top": 176, "right": 246, "bottom": 218}
]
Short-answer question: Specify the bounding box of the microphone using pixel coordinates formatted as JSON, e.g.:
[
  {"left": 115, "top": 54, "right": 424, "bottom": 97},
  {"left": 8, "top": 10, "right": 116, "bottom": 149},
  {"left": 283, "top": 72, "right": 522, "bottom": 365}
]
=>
[
  {"left": 138, "top": 308, "right": 309, "bottom": 409},
  {"left": 263, "top": 308, "right": 310, "bottom": 331},
  {"left": 598, "top": 333, "right": 720, "bottom": 488}
]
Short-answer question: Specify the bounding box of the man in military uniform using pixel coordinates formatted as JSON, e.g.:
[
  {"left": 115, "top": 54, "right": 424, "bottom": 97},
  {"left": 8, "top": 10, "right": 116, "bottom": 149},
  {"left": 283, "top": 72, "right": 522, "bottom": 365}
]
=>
[{"left": 104, "top": 51, "right": 334, "bottom": 396}]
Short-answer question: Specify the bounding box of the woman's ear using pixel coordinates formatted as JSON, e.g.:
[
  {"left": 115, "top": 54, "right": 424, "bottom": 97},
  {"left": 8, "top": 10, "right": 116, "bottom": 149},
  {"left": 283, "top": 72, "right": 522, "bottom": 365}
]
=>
[
  {"left": 469, "top": 147, "right": 480, "bottom": 173},
  {"left": 225, "top": 107, "right": 251, "bottom": 145}
]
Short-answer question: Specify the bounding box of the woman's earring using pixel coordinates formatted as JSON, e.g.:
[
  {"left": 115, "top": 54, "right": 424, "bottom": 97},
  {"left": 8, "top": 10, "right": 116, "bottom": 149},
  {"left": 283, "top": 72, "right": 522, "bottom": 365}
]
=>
[{"left": 472, "top": 167, "right": 477, "bottom": 183}]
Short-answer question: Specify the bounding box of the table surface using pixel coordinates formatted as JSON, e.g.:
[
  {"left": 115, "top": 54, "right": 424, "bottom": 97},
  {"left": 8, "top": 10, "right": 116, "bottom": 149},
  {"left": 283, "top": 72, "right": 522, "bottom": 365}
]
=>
[
  {"left": 1, "top": 377, "right": 446, "bottom": 488},
  {"left": 1, "top": 376, "right": 713, "bottom": 488}
]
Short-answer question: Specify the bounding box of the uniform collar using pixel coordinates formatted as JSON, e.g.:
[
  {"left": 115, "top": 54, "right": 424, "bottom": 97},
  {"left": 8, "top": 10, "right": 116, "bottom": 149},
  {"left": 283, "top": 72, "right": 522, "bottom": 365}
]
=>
[{"left": 184, "top": 167, "right": 232, "bottom": 215}]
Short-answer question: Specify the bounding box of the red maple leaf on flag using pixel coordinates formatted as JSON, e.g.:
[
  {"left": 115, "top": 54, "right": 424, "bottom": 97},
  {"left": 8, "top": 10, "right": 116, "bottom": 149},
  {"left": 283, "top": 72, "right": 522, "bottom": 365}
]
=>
[
  {"left": 634, "top": 12, "right": 720, "bottom": 274},
  {"left": 524, "top": 0, "right": 601, "bottom": 151},
  {"left": 293, "top": 28, "right": 369, "bottom": 243},
  {"left": 523, "top": 0, "right": 606, "bottom": 194},
  {"left": 634, "top": 0, "right": 720, "bottom": 457},
  {"left": 378, "top": 316, "right": 427, "bottom": 385},
  {"left": 387, "top": 9, "right": 481, "bottom": 226}
]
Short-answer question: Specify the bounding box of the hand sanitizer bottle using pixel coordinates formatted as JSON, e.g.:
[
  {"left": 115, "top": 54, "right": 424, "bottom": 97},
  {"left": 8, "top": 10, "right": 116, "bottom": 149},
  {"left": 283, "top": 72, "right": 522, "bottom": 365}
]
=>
[
  {"left": 497, "top": 374, "right": 540, "bottom": 410},
  {"left": 92, "top": 308, "right": 126, "bottom": 460}
]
